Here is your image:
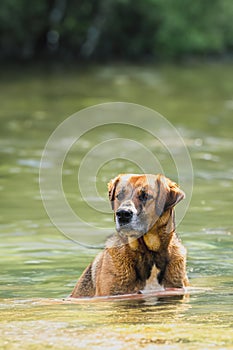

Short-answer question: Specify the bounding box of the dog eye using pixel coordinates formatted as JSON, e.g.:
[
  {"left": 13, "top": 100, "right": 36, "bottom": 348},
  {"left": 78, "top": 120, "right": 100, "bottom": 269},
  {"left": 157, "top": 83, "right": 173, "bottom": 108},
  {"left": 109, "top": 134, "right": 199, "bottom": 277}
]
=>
[
  {"left": 116, "top": 192, "right": 124, "bottom": 201},
  {"left": 138, "top": 191, "right": 153, "bottom": 203}
]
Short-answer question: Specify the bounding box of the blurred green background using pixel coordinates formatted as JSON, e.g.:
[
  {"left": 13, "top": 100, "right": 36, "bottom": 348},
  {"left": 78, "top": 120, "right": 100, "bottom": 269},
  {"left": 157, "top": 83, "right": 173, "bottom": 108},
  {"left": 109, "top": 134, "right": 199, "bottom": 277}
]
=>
[{"left": 0, "top": 0, "right": 233, "bottom": 62}]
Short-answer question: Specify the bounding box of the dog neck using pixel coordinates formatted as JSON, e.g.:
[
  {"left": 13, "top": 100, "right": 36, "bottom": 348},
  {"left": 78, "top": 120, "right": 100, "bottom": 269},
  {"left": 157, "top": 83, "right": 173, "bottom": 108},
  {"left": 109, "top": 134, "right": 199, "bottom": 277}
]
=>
[{"left": 141, "top": 209, "right": 175, "bottom": 252}]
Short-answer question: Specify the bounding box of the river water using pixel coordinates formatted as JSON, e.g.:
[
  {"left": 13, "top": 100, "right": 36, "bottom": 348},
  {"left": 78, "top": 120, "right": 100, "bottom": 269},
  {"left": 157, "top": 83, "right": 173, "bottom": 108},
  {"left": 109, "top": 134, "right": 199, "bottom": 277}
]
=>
[{"left": 0, "top": 63, "right": 232, "bottom": 349}]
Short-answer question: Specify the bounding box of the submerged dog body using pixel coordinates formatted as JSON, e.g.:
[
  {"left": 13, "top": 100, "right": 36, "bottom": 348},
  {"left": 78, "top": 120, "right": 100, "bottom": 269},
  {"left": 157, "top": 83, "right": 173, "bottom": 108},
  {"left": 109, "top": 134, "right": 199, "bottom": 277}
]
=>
[{"left": 70, "top": 174, "right": 189, "bottom": 297}]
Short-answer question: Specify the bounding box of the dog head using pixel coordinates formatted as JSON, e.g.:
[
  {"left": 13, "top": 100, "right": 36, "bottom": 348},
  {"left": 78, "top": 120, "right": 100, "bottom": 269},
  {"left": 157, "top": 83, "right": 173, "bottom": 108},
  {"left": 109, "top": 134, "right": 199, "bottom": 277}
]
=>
[{"left": 108, "top": 174, "right": 185, "bottom": 238}]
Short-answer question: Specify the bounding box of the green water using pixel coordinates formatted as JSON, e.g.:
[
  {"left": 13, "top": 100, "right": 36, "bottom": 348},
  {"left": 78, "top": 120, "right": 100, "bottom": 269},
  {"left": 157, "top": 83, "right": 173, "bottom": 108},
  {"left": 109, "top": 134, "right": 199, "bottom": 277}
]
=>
[{"left": 0, "top": 63, "right": 233, "bottom": 349}]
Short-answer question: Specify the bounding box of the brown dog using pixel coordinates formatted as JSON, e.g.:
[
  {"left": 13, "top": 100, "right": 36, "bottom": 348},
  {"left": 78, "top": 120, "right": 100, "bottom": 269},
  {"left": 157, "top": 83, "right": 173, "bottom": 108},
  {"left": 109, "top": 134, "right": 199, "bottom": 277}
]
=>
[{"left": 70, "top": 174, "right": 189, "bottom": 297}]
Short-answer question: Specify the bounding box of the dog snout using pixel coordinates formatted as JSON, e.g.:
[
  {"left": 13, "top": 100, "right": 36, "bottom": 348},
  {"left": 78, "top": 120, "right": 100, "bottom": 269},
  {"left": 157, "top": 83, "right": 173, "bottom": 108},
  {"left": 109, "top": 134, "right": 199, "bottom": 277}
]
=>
[{"left": 116, "top": 209, "right": 133, "bottom": 224}]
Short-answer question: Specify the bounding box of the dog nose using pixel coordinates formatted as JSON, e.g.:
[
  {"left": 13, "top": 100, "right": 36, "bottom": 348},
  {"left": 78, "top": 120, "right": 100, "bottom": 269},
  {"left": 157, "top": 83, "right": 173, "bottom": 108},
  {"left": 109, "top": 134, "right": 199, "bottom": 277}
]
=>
[{"left": 116, "top": 209, "right": 133, "bottom": 224}]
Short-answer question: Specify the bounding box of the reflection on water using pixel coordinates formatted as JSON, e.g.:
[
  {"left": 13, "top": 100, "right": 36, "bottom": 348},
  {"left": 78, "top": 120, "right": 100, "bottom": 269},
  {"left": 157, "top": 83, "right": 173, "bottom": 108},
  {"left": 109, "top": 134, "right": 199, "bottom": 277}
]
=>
[
  {"left": 0, "top": 63, "right": 232, "bottom": 349},
  {"left": 0, "top": 289, "right": 232, "bottom": 349}
]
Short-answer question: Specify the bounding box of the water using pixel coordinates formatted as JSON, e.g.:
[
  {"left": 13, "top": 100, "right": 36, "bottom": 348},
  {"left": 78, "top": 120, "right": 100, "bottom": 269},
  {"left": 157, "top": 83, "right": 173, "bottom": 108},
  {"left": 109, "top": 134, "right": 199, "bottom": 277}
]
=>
[{"left": 0, "top": 63, "right": 232, "bottom": 349}]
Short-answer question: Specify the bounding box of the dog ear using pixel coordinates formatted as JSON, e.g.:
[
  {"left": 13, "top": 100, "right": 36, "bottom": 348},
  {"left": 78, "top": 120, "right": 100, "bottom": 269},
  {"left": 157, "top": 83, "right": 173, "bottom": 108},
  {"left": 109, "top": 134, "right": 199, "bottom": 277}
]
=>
[
  {"left": 165, "top": 178, "right": 185, "bottom": 211},
  {"left": 155, "top": 175, "right": 185, "bottom": 216},
  {"left": 108, "top": 175, "right": 120, "bottom": 210}
]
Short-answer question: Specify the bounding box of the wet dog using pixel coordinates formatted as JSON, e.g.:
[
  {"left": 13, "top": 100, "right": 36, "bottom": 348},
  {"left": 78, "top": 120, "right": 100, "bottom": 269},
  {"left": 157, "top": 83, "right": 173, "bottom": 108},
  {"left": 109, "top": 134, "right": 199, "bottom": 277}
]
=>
[{"left": 70, "top": 174, "right": 189, "bottom": 297}]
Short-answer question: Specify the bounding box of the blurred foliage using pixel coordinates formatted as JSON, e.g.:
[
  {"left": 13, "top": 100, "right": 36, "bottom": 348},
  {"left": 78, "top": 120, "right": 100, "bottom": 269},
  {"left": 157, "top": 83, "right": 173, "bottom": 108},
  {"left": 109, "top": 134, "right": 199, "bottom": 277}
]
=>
[{"left": 0, "top": 0, "right": 232, "bottom": 61}]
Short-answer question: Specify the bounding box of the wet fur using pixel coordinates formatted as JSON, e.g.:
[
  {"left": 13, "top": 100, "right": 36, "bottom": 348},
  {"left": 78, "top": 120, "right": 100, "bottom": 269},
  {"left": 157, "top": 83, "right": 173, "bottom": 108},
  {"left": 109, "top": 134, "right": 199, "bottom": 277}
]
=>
[{"left": 70, "top": 174, "right": 189, "bottom": 297}]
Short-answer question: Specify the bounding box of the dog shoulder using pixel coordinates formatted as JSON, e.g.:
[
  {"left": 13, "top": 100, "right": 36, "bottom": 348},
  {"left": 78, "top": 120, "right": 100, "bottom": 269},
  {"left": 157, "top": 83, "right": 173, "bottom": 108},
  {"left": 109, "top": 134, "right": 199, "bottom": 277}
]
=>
[
  {"left": 91, "top": 251, "right": 104, "bottom": 285},
  {"left": 70, "top": 262, "right": 95, "bottom": 297}
]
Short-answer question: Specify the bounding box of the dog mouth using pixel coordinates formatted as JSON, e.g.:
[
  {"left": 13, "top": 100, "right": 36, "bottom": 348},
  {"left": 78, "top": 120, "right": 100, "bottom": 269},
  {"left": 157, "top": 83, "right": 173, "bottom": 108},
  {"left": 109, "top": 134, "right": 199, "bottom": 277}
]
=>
[
  {"left": 116, "top": 219, "right": 147, "bottom": 238},
  {"left": 115, "top": 206, "right": 149, "bottom": 237},
  {"left": 118, "top": 229, "right": 143, "bottom": 239}
]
